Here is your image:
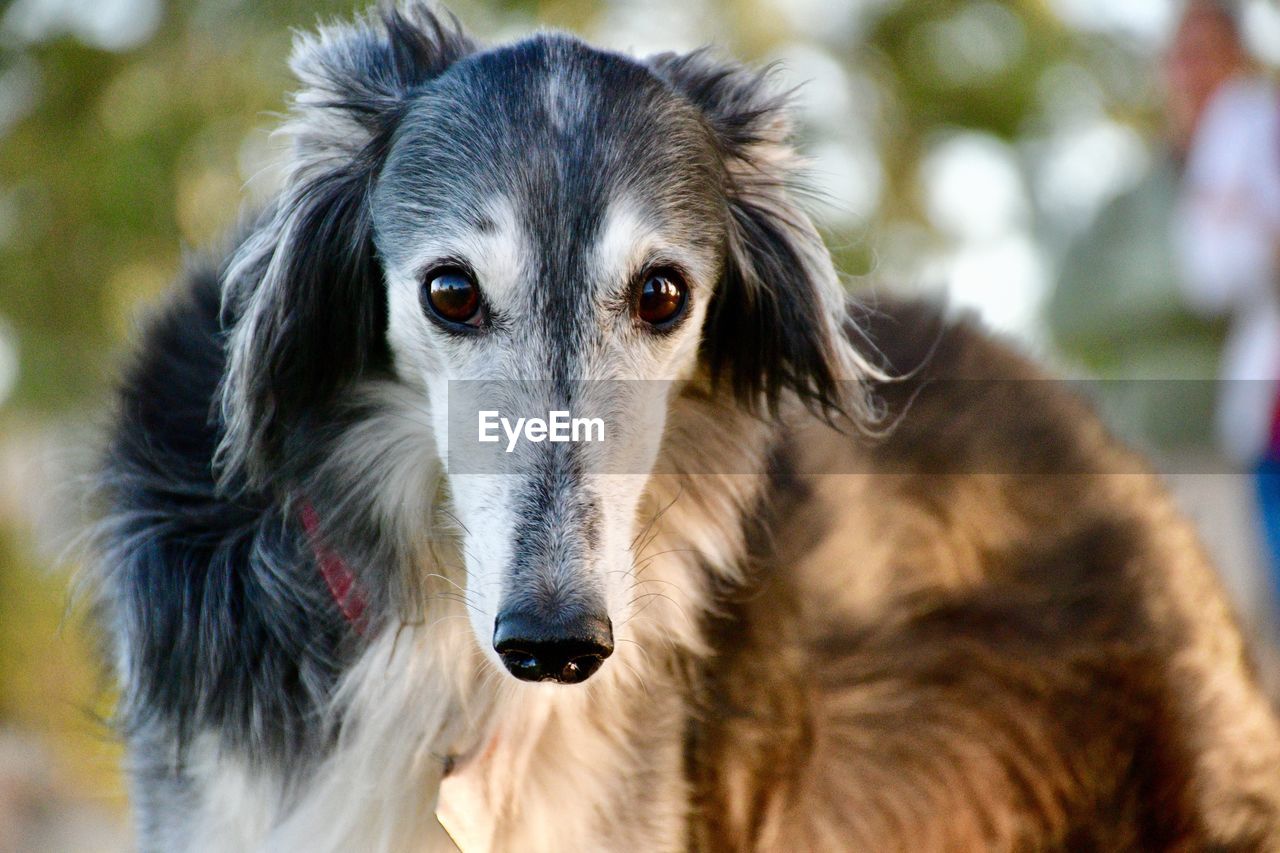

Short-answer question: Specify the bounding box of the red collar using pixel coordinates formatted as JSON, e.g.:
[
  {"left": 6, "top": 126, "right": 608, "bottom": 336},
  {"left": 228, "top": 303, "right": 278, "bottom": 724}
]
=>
[{"left": 299, "top": 500, "right": 369, "bottom": 634}]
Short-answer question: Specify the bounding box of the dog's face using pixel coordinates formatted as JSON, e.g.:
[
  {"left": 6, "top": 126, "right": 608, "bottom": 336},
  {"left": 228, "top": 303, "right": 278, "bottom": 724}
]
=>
[
  {"left": 373, "top": 40, "right": 727, "bottom": 683},
  {"left": 220, "top": 5, "right": 862, "bottom": 685}
]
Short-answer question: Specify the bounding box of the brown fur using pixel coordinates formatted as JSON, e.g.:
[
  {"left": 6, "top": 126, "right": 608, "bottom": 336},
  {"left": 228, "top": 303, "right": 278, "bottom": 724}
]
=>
[{"left": 684, "top": 300, "right": 1280, "bottom": 851}]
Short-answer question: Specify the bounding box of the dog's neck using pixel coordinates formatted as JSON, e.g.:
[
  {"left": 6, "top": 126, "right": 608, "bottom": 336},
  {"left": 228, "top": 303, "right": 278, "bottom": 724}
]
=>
[
  {"left": 269, "top": 381, "right": 780, "bottom": 848},
  {"left": 430, "top": 389, "right": 780, "bottom": 846}
]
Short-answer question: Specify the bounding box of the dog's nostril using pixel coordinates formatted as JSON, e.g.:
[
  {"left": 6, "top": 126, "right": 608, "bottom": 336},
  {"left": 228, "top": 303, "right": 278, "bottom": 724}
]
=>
[
  {"left": 497, "top": 647, "right": 544, "bottom": 681},
  {"left": 493, "top": 612, "right": 613, "bottom": 685}
]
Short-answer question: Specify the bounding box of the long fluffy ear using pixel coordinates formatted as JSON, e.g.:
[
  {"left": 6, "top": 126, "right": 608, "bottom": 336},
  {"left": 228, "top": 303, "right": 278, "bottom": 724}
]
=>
[
  {"left": 647, "top": 50, "right": 882, "bottom": 422},
  {"left": 218, "top": 4, "right": 474, "bottom": 488}
]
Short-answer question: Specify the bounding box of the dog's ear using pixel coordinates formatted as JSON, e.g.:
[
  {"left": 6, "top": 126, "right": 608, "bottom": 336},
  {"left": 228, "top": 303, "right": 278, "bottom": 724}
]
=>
[
  {"left": 647, "top": 50, "right": 879, "bottom": 421},
  {"left": 218, "top": 4, "right": 474, "bottom": 488}
]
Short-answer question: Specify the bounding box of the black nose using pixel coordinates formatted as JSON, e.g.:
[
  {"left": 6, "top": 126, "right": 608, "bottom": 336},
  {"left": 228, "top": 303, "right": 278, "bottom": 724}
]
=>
[{"left": 493, "top": 611, "right": 614, "bottom": 684}]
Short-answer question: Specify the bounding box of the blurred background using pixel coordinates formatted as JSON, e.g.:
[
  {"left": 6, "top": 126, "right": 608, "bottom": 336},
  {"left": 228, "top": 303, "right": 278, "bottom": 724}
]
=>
[{"left": 1, "top": 0, "right": 1278, "bottom": 848}]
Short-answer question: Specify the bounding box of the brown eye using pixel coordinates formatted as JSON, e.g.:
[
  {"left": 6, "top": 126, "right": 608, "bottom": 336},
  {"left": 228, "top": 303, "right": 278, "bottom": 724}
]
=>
[
  {"left": 637, "top": 270, "right": 688, "bottom": 327},
  {"left": 423, "top": 268, "right": 481, "bottom": 326}
]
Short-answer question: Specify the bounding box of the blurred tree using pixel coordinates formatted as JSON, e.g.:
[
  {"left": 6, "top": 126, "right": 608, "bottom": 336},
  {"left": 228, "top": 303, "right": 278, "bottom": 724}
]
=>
[
  {"left": 1, "top": 1, "right": 330, "bottom": 410},
  {"left": 0, "top": 0, "right": 1171, "bottom": 416}
]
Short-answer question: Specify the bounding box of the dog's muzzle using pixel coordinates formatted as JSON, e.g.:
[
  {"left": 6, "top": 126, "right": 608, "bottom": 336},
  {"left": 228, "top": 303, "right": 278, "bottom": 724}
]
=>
[{"left": 493, "top": 611, "right": 614, "bottom": 684}]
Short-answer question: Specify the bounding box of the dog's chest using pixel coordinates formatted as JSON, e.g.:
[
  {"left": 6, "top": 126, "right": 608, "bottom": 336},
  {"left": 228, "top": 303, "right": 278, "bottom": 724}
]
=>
[
  {"left": 437, "top": 746, "right": 498, "bottom": 850},
  {"left": 435, "top": 696, "right": 556, "bottom": 851},
  {"left": 435, "top": 687, "right": 643, "bottom": 852}
]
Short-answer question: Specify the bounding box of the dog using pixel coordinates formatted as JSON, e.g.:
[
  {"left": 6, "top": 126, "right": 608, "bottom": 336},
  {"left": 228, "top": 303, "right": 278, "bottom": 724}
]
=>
[{"left": 90, "top": 3, "right": 1280, "bottom": 850}]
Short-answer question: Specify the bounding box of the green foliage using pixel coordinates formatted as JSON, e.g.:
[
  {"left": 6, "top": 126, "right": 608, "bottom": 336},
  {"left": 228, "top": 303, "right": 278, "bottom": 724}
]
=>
[{"left": 0, "top": 0, "right": 1159, "bottom": 410}]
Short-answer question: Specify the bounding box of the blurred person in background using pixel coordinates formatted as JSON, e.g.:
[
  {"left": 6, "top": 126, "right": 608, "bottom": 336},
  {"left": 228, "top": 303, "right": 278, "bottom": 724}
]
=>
[
  {"left": 1047, "top": 0, "right": 1280, "bottom": 664},
  {"left": 1170, "top": 0, "right": 1280, "bottom": 620},
  {"left": 1173, "top": 0, "right": 1280, "bottom": 465},
  {"left": 1047, "top": 154, "right": 1223, "bottom": 451}
]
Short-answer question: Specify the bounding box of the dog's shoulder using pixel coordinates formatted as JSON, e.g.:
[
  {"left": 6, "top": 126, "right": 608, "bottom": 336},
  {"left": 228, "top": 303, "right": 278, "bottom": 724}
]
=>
[
  {"left": 93, "top": 250, "right": 344, "bottom": 765},
  {"left": 690, "top": 295, "right": 1280, "bottom": 850},
  {"left": 848, "top": 296, "right": 1121, "bottom": 480},
  {"left": 113, "top": 258, "right": 227, "bottom": 471},
  {"left": 851, "top": 295, "right": 1045, "bottom": 381}
]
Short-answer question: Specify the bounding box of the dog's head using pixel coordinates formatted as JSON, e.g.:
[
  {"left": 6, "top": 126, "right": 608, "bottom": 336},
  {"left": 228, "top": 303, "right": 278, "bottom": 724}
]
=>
[{"left": 220, "top": 3, "right": 870, "bottom": 684}]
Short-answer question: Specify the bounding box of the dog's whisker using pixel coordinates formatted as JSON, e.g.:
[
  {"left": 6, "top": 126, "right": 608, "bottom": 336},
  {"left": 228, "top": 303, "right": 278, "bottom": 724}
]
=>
[
  {"left": 613, "top": 636, "right": 655, "bottom": 670},
  {"left": 622, "top": 614, "right": 683, "bottom": 661},
  {"left": 622, "top": 577, "right": 684, "bottom": 594},
  {"left": 427, "top": 592, "right": 490, "bottom": 618},
  {"left": 437, "top": 507, "right": 473, "bottom": 537},
  {"left": 614, "top": 656, "right": 651, "bottom": 699},
  {"left": 422, "top": 613, "right": 476, "bottom": 634},
  {"left": 421, "top": 571, "right": 469, "bottom": 596},
  {"left": 630, "top": 547, "right": 700, "bottom": 578},
  {"left": 628, "top": 486, "right": 683, "bottom": 552}
]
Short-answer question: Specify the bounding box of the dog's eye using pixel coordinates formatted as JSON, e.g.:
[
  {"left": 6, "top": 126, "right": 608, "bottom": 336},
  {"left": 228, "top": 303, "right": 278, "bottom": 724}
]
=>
[
  {"left": 636, "top": 269, "right": 688, "bottom": 328},
  {"left": 423, "top": 268, "right": 482, "bottom": 327}
]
